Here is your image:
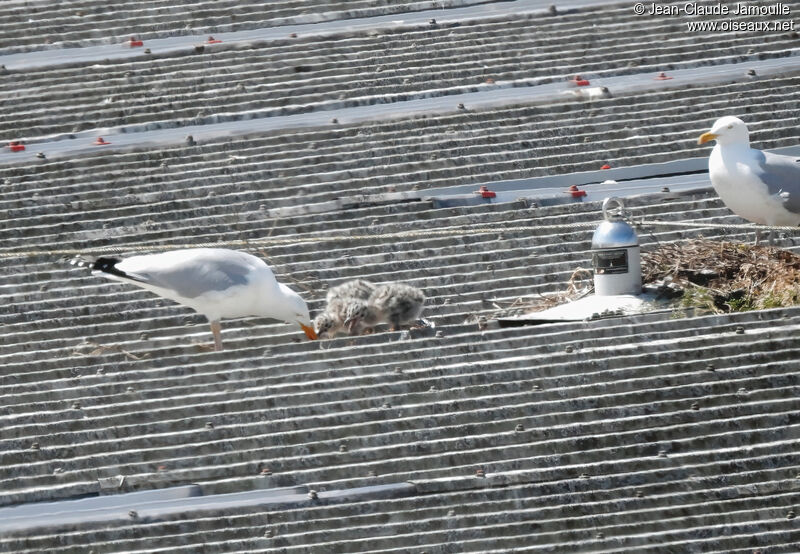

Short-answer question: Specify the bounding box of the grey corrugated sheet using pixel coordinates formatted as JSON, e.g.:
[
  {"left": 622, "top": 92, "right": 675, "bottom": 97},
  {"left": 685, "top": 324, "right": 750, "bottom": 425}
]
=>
[
  {"left": 2, "top": 0, "right": 799, "bottom": 140},
  {"left": 2, "top": 1, "right": 800, "bottom": 552}
]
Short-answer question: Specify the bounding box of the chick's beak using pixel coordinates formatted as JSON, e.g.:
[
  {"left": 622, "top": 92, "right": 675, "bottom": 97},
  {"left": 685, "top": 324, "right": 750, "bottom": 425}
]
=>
[
  {"left": 697, "top": 132, "right": 718, "bottom": 145},
  {"left": 300, "top": 323, "right": 318, "bottom": 340}
]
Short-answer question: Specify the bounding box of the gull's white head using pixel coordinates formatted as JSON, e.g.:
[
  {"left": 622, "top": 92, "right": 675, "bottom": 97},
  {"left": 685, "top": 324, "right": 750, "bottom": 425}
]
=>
[
  {"left": 697, "top": 116, "right": 750, "bottom": 147},
  {"left": 277, "top": 283, "right": 317, "bottom": 340}
]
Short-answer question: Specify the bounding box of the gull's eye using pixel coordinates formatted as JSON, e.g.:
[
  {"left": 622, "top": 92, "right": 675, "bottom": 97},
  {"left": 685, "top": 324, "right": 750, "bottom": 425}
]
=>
[{"left": 727, "top": 124, "right": 733, "bottom": 129}]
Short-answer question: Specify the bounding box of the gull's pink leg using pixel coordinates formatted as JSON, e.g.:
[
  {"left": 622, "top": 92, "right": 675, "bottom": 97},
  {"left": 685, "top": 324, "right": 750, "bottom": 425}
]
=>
[{"left": 210, "top": 320, "right": 223, "bottom": 352}]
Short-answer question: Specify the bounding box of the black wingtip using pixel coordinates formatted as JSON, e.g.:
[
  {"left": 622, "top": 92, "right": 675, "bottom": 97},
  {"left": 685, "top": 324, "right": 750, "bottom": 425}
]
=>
[{"left": 69, "top": 255, "right": 124, "bottom": 274}]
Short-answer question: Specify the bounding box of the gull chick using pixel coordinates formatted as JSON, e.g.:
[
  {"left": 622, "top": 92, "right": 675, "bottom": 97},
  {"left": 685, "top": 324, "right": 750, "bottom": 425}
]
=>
[
  {"left": 72, "top": 248, "right": 317, "bottom": 351},
  {"left": 368, "top": 282, "right": 426, "bottom": 331},
  {"left": 315, "top": 279, "right": 376, "bottom": 338},
  {"left": 698, "top": 116, "right": 800, "bottom": 243}
]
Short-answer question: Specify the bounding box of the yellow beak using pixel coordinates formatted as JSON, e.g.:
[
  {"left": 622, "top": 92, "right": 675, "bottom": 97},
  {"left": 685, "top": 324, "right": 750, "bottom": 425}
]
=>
[
  {"left": 697, "top": 132, "right": 718, "bottom": 145},
  {"left": 300, "top": 323, "right": 318, "bottom": 340}
]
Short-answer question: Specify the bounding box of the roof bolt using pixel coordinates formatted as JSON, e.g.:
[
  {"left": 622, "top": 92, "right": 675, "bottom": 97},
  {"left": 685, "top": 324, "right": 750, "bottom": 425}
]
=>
[
  {"left": 259, "top": 204, "right": 267, "bottom": 212},
  {"left": 139, "top": 332, "right": 149, "bottom": 340},
  {"left": 457, "top": 103, "right": 465, "bottom": 109},
  {"left": 435, "top": 331, "right": 444, "bottom": 338},
  {"left": 486, "top": 263, "right": 494, "bottom": 270},
  {"left": 579, "top": 472, "right": 589, "bottom": 479},
  {"left": 565, "top": 345, "right": 575, "bottom": 353},
  {"left": 514, "top": 423, "right": 525, "bottom": 432},
  {"left": 339, "top": 444, "right": 348, "bottom": 452},
  {"left": 260, "top": 467, "right": 272, "bottom": 476},
  {"left": 128, "top": 510, "right": 138, "bottom": 519},
  {"left": 475, "top": 468, "right": 486, "bottom": 478},
  {"left": 368, "top": 470, "right": 377, "bottom": 477},
  {"left": 289, "top": 32, "right": 298, "bottom": 38},
  {"left": 30, "top": 442, "right": 40, "bottom": 451},
  {"left": 746, "top": 68, "right": 757, "bottom": 76},
  {"left": 53, "top": 467, "right": 64, "bottom": 474},
  {"left": 205, "top": 422, "right": 214, "bottom": 429},
  {"left": 185, "top": 135, "right": 196, "bottom": 146},
  {"left": 658, "top": 449, "right": 668, "bottom": 458},
  {"left": 126, "top": 386, "right": 135, "bottom": 393},
  {"left": 595, "top": 532, "right": 605, "bottom": 539},
  {"left": 661, "top": 186, "right": 670, "bottom": 193},
  {"left": 36, "top": 152, "right": 46, "bottom": 159},
  {"left": 635, "top": 490, "right": 644, "bottom": 498},
  {"left": 447, "top": 509, "right": 456, "bottom": 516},
  {"left": 532, "top": 384, "right": 541, "bottom": 391},
  {"left": 330, "top": 118, "right": 338, "bottom": 124},
  {"left": 382, "top": 402, "right": 391, "bottom": 409},
  {"left": 738, "top": 387, "right": 748, "bottom": 394},
  {"left": 735, "top": 325, "right": 745, "bottom": 334},
  {"left": 264, "top": 529, "right": 273, "bottom": 538},
  {"left": 429, "top": 385, "right": 438, "bottom": 392},
  {"left": 429, "top": 18, "right": 437, "bottom": 24},
  {"left": 393, "top": 367, "right": 403, "bottom": 374},
  {"left": 308, "top": 489, "right": 318, "bottom": 500},
  {"left": 705, "top": 363, "right": 715, "bottom": 372},
  {"left": 690, "top": 402, "right": 700, "bottom": 411},
  {"left": 144, "top": 48, "right": 151, "bottom": 54},
  {"left": 549, "top": 5, "right": 558, "bottom": 15},
  {"left": 787, "top": 509, "right": 796, "bottom": 519},
  {"left": 72, "top": 402, "right": 81, "bottom": 410}
]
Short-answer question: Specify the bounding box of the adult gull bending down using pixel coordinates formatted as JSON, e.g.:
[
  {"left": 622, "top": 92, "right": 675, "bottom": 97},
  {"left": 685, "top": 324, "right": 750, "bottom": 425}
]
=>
[
  {"left": 698, "top": 116, "right": 800, "bottom": 243},
  {"left": 72, "top": 248, "right": 317, "bottom": 351}
]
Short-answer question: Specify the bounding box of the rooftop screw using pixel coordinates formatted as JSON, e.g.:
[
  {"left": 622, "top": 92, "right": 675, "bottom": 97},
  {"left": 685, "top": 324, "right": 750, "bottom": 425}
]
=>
[
  {"left": 308, "top": 490, "right": 318, "bottom": 500},
  {"left": 260, "top": 468, "right": 272, "bottom": 476},
  {"left": 565, "top": 345, "right": 575, "bottom": 353},
  {"left": 635, "top": 490, "right": 644, "bottom": 498},
  {"left": 475, "top": 468, "right": 486, "bottom": 478},
  {"left": 31, "top": 442, "right": 40, "bottom": 451},
  {"left": 658, "top": 449, "right": 668, "bottom": 458},
  {"left": 339, "top": 444, "right": 348, "bottom": 452},
  {"left": 205, "top": 422, "right": 214, "bottom": 429},
  {"left": 690, "top": 402, "right": 699, "bottom": 411},
  {"left": 128, "top": 510, "right": 138, "bottom": 519},
  {"left": 735, "top": 325, "right": 745, "bottom": 334},
  {"left": 787, "top": 510, "right": 796, "bottom": 519},
  {"left": 515, "top": 424, "right": 525, "bottom": 432}
]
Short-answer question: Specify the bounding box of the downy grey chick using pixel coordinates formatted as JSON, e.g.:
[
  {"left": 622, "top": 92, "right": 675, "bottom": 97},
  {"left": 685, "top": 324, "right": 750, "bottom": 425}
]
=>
[
  {"left": 316, "top": 280, "right": 376, "bottom": 338},
  {"left": 368, "top": 282, "right": 426, "bottom": 331}
]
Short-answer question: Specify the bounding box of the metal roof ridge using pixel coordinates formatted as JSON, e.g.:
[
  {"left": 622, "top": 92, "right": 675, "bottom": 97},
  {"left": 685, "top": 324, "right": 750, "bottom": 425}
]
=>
[{"left": 0, "top": 481, "right": 416, "bottom": 534}]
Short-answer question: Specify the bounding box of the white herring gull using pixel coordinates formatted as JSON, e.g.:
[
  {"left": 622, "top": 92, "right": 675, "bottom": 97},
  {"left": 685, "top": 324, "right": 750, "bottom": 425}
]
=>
[
  {"left": 73, "top": 248, "right": 317, "bottom": 351},
  {"left": 698, "top": 116, "right": 800, "bottom": 243}
]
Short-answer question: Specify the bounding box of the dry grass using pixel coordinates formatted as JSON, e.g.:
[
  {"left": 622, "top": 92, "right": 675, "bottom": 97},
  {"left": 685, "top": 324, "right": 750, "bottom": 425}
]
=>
[{"left": 642, "top": 238, "right": 800, "bottom": 313}]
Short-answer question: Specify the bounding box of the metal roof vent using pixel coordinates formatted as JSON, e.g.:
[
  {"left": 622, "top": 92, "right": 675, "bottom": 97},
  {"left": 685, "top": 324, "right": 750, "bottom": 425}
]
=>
[
  {"left": 591, "top": 197, "right": 642, "bottom": 296},
  {"left": 497, "top": 196, "right": 665, "bottom": 327}
]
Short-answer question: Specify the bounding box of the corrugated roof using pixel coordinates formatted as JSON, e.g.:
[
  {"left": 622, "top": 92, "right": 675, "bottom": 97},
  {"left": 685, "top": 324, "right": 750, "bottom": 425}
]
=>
[{"left": 2, "top": 0, "right": 800, "bottom": 551}]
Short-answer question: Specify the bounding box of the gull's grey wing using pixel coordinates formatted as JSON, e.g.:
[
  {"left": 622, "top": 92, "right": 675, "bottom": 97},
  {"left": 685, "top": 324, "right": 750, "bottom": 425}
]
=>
[
  {"left": 117, "top": 249, "right": 257, "bottom": 298},
  {"left": 754, "top": 150, "right": 800, "bottom": 214}
]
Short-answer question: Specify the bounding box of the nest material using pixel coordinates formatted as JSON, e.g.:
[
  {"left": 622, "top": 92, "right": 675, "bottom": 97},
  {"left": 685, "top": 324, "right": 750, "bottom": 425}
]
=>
[{"left": 642, "top": 238, "right": 800, "bottom": 313}]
